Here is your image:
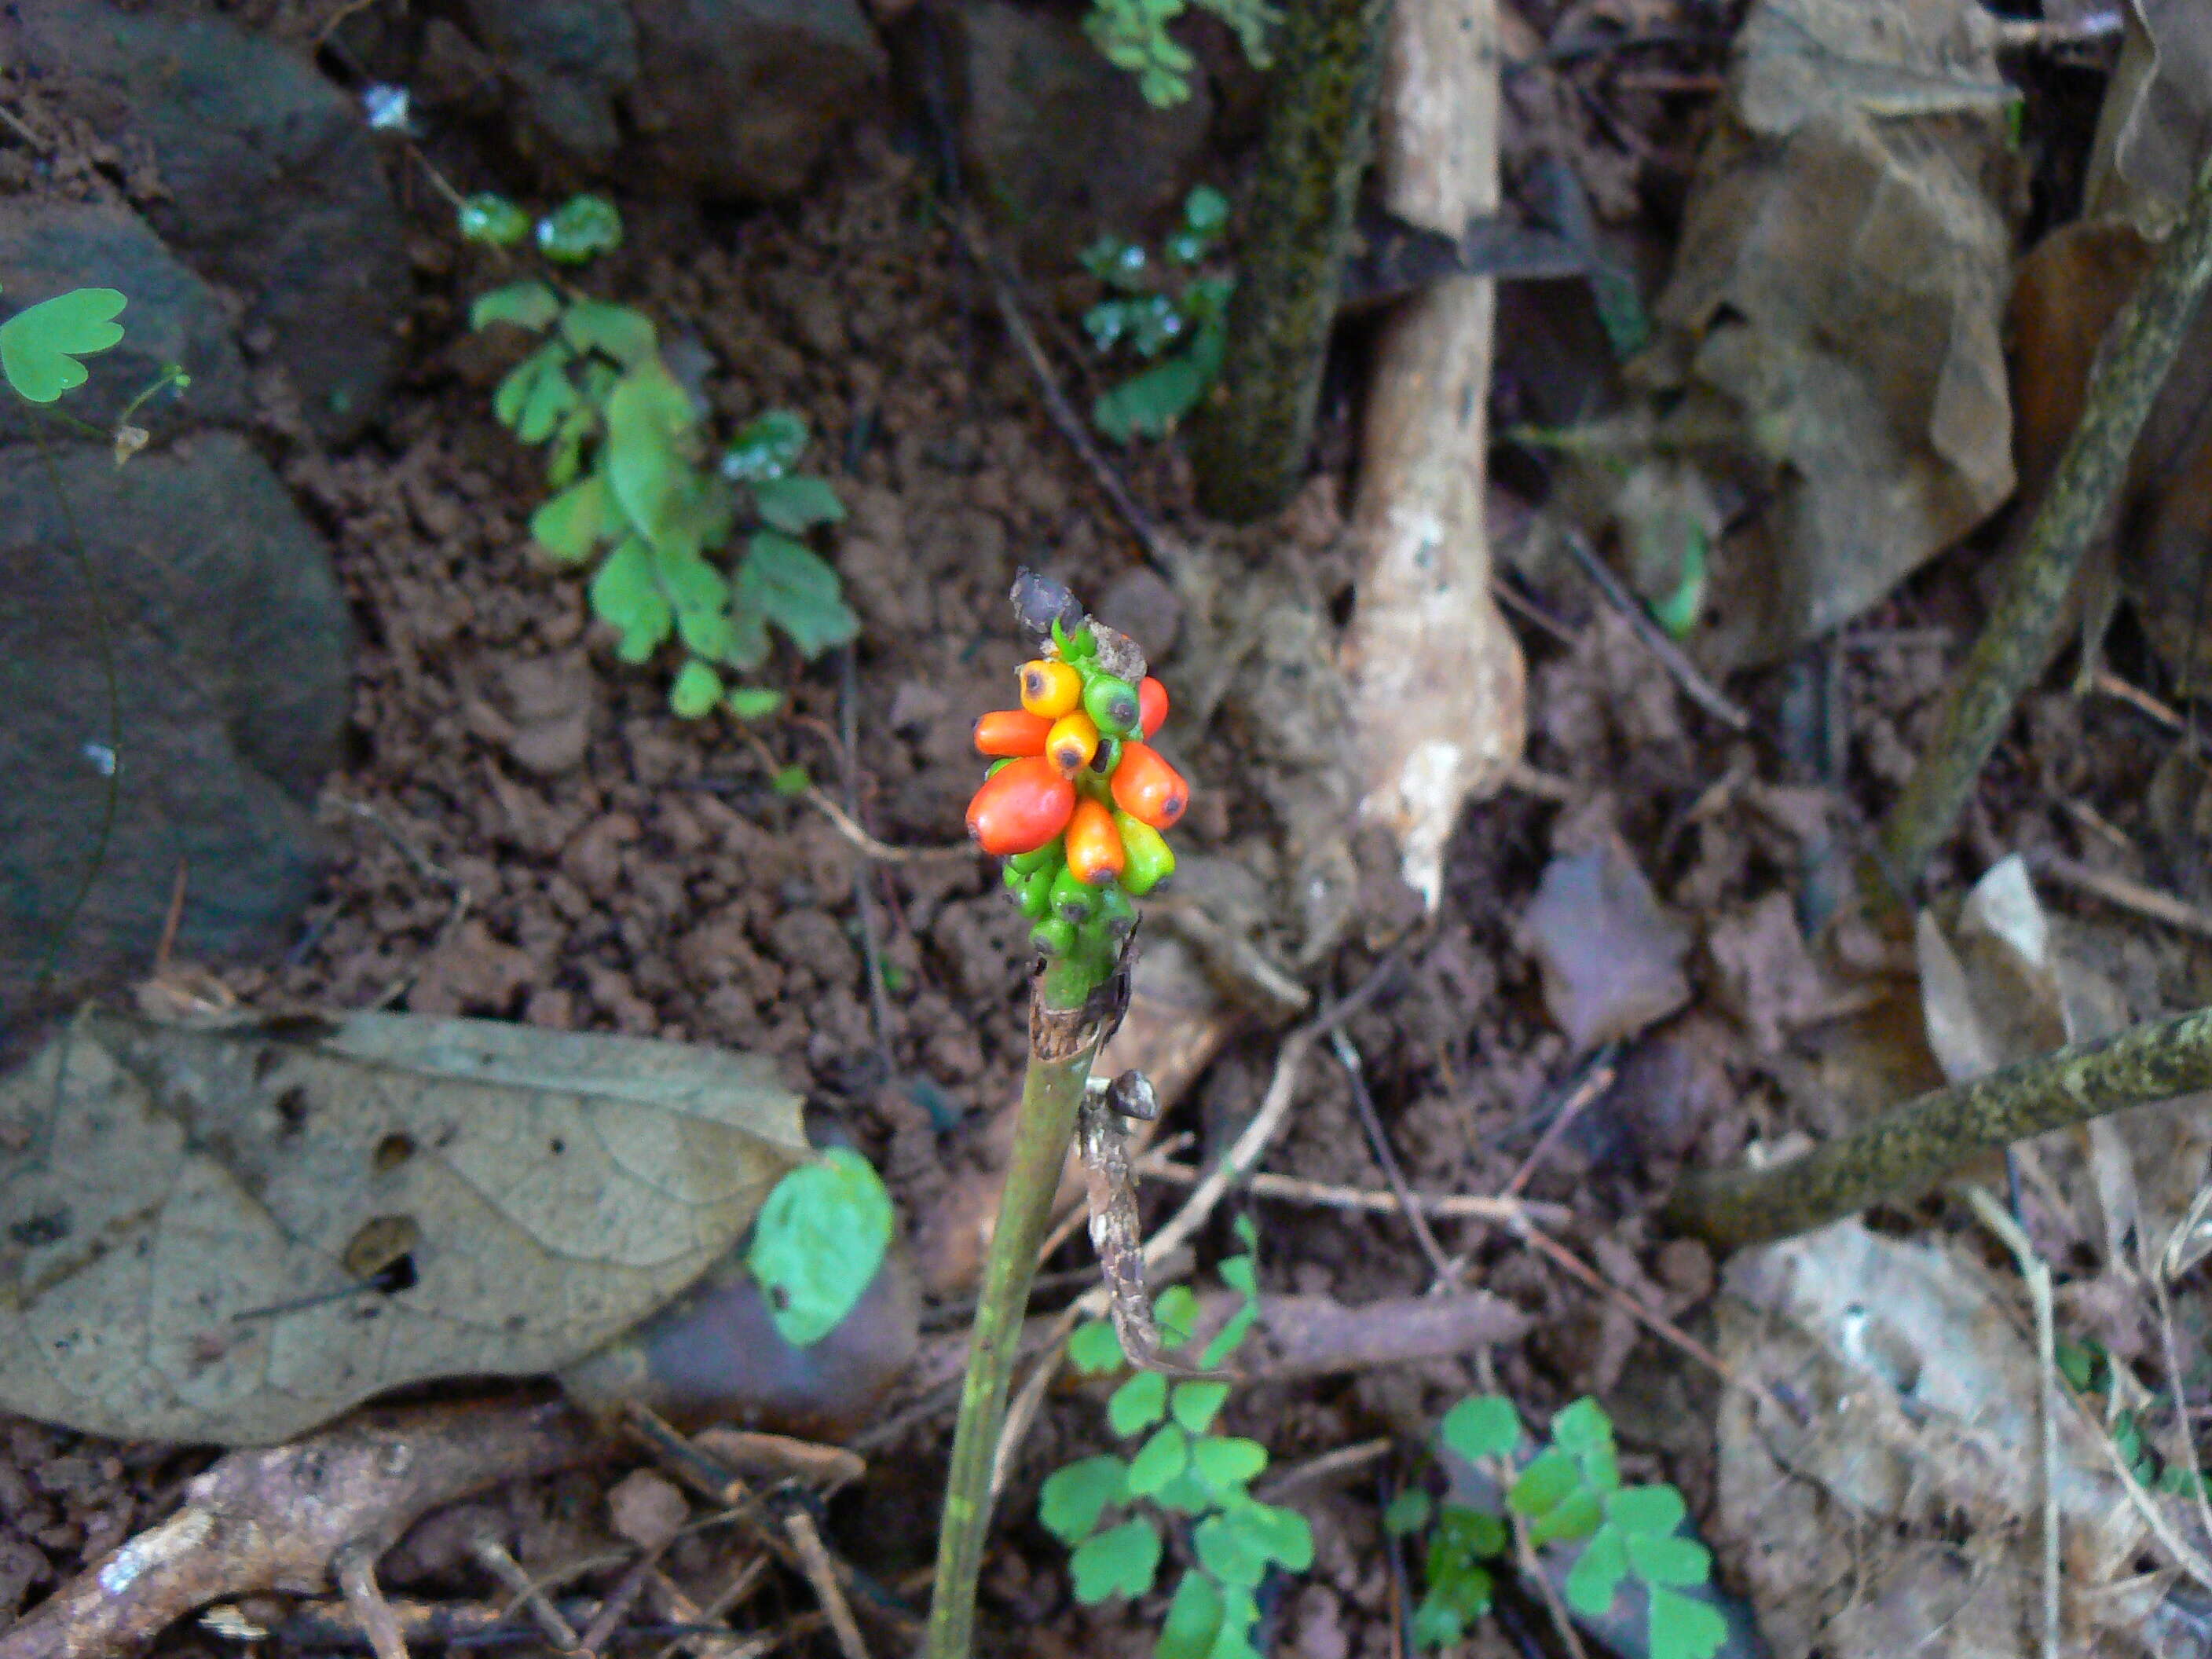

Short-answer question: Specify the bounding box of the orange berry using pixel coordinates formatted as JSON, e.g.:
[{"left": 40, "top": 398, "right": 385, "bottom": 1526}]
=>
[
  {"left": 1064, "top": 796, "right": 1126, "bottom": 885},
  {"left": 974, "top": 709, "right": 1051, "bottom": 757},
  {"left": 1046, "top": 710, "right": 1101, "bottom": 775},
  {"left": 1018, "top": 659, "right": 1083, "bottom": 719},
  {"left": 966, "top": 756, "right": 1075, "bottom": 855},
  {"left": 1108, "top": 742, "right": 1188, "bottom": 830},
  {"left": 1138, "top": 676, "right": 1169, "bottom": 739}
]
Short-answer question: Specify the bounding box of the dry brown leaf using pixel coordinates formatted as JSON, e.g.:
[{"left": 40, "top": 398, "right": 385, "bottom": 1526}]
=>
[
  {"left": 1716, "top": 1221, "right": 2150, "bottom": 1657},
  {"left": 0, "top": 1009, "right": 808, "bottom": 1444},
  {"left": 2085, "top": 0, "right": 2212, "bottom": 226},
  {"left": 1631, "top": 0, "right": 2021, "bottom": 668},
  {"left": 1519, "top": 836, "right": 1691, "bottom": 1049}
]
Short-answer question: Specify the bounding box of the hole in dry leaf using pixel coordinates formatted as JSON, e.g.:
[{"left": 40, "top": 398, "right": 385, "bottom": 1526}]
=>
[{"left": 373, "top": 1132, "right": 415, "bottom": 1172}]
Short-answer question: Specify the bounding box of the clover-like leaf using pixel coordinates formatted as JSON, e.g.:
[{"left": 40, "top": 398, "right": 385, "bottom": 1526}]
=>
[
  {"left": 1170, "top": 1378, "right": 1230, "bottom": 1434},
  {"left": 1157, "top": 1569, "right": 1225, "bottom": 1659},
  {"left": 1627, "top": 1529, "right": 1712, "bottom": 1588},
  {"left": 726, "top": 686, "right": 784, "bottom": 721},
  {"left": 529, "top": 474, "right": 613, "bottom": 564},
  {"left": 494, "top": 342, "right": 578, "bottom": 443},
  {"left": 1648, "top": 1585, "right": 1729, "bottom": 1659},
  {"left": 1093, "top": 350, "right": 1210, "bottom": 442},
  {"left": 1108, "top": 1367, "right": 1168, "bottom": 1437},
  {"left": 1564, "top": 1524, "right": 1630, "bottom": 1617},
  {"left": 538, "top": 194, "right": 623, "bottom": 263},
  {"left": 562, "top": 299, "right": 659, "bottom": 368},
  {"left": 588, "top": 537, "right": 672, "bottom": 663},
  {"left": 1609, "top": 1484, "right": 1687, "bottom": 1538},
  {"left": 721, "top": 408, "right": 809, "bottom": 482},
  {"left": 1192, "top": 1513, "right": 1265, "bottom": 1591},
  {"left": 1510, "top": 1447, "right": 1605, "bottom": 1546},
  {"left": 1125, "top": 1423, "right": 1191, "bottom": 1496},
  {"left": 745, "top": 1148, "right": 892, "bottom": 1348},
  {"left": 1440, "top": 1393, "right": 1520, "bottom": 1463},
  {"left": 1069, "top": 1317, "right": 1126, "bottom": 1375},
  {"left": 0, "top": 287, "right": 126, "bottom": 404},
  {"left": 1040, "top": 1454, "right": 1126, "bottom": 1544},
  {"left": 1411, "top": 1595, "right": 1470, "bottom": 1650},
  {"left": 669, "top": 660, "right": 724, "bottom": 720},
  {"left": 470, "top": 280, "right": 561, "bottom": 332},
  {"left": 1190, "top": 1435, "right": 1266, "bottom": 1493},
  {"left": 1068, "top": 1518, "right": 1161, "bottom": 1604},
  {"left": 753, "top": 474, "right": 846, "bottom": 533},
  {"left": 1237, "top": 1500, "right": 1313, "bottom": 1570},
  {"left": 458, "top": 192, "right": 533, "bottom": 247},
  {"left": 738, "top": 530, "right": 858, "bottom": 659},
  {"left": 1384, "top": 1489, "right": 1433, "bottom": 1536}
]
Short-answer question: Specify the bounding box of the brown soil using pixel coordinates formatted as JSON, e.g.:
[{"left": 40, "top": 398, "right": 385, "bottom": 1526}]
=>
[{"left": 6, "top": 6, "right": 2210, "bottom": 1657}]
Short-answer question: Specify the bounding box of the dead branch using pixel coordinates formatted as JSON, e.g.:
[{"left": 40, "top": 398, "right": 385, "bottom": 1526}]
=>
[{"left": 0, "top": 1401, "right": 600, "bottom": 1659}]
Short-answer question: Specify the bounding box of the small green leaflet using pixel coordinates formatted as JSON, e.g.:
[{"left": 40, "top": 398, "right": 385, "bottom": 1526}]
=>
[
  {"left": 538, "top": 194, "right": 623, "bottom": 263},
  {"left": 745, "top": 1147, "right": 893, "bottom": 1348},
  {"left": 1069, "top": 1518, "right": 1160, "bottom": 1603},
  {"left": 588, "top": 539, "right": 672, "bottom": 663},
  {"left": 0, "top": 287, "right": 126, "bottom": 404},
  {"left": 1190, "top": 1435, "right": 1265, "bottom": 1491},
  {"left": 1383, "top": 1489, "right": 1433, "bottom": 1536},
  {"left": 458, "top": 193, "right": 532, "bottom": 247},
  {"left": 1440, "top": 1393, "right": 1519, "bottom": 1462},
  {"left": 494, "top": 342, "right": 578, "bottom": 444},
  {"left": 605, "top": 362, "right": 698, "bottom": 551},
  {"left": 471, "top": 281, "right": 560, "bottom": 332},
  {"left": 1069, "top": 1317, "right": 1126, "bottom": 1375},
  {"left": 738, "top": 531, "right": 859, "bottom": 659},
  {"left": 562, "top": 299, "right": 658, "bottom": 368},
  {"left": 529, "top": 474, "right": 611, "bottom": 563},
  {"left": 1649, "top": 1587, "right": 1728, "bottom": 1659},
  {"left": 725, "top": 686, "right": 783, "bottom": 720},
  {"left": 1108, "top": 1367, "right": 1167, "bottom": 1436},
  {"left": 1156, "top": 1569, "right": 1224, "bottom": 1659},
  {"left": 752, "top": 474, "right": 847, "bottom": 533},
  {"left": 1170, "top": 1378, "right": 1229, "bottom": 1434},
  {"left": 722, "top": 408, "right": 809, "bottom": 482},
  {"left": 1125, "top": 1423, "right": 1190, "bottom": 1496},
  {"left": 669, "top": 660, "right": 723, "bottom": 720},
  {"left": 1039, "top": 1455, "right": 1126, "bottom": 1544}
]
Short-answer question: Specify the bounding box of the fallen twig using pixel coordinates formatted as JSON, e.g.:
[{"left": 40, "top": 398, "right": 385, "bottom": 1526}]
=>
[
  {"left": 1139, "top": 1160, "right": 1568, "bottom": 1226},
  {"left": 0, "top": 1401, "right": 599, "bottom": 1659},
  {"left": 470, "top": 1533, "right": 581, "bottom": 1652},
  {"left": 782, "top": 1508, "right": 870, "bottom": 1659},
  {"left": 1876, "top": 150, "right": 2212, "bottom": 892},
  {"left": 1556, "top": 527, "right": 1749, "bottom": 731},
  {"left": 2031, "top": 848, "right": 2212, "bottom": 944},
  {"left": 737, "top": 729, "right": 972, "bottom": 863},
  {"left": 1333, "top": 1029, "right": 1459, "bottom": 1287}
]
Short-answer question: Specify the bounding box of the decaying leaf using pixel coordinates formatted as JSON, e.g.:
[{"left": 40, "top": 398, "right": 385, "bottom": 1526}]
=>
[
  {"left": 1624, "top": 0, "right": 2021, "bottom": 668},
  {"left": 2083, "top": 0, "right": 2212, "bottom": 226},
  {"left": 1716, "top": 1221, "right": 2153, "bottom": 1658},
  {"left": 0, "top": 1009, "right": 809, "bottom": 1444},
  {"left": 1520, "top": 836, "right": 1691, "bottom": 1050}
]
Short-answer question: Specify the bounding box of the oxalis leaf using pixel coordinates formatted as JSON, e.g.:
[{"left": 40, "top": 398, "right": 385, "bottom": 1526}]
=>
[
  {"left": 0, "top": 1009, "right": 807, "bottom": 1445},
  {"left": 1069, "top": 1518, "right": 1161, "bottom": 1603},
  {"left": 744, "top": 1147, "right": 893, "bottom": 1348},
  {"left": 1648, "top": 1585, "right": 1728, "bottom": 1659},
  {"left": 1040, "top": 1455, "right": 1126, "bottom": 1544},
  {"left": 0, "top": 287, "right": 126, "bottom": 403}
]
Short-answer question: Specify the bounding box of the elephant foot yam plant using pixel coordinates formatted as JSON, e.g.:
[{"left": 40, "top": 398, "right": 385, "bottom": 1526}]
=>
[{"left": 462, "top": 193, "right": 857, "bottom": 723}]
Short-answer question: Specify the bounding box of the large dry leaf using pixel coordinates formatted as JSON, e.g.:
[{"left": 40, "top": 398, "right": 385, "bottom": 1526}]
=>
[
  {"left": 1630, "top": 0, "right": 2020, "bottom": 668},
  {"left": 1716, "top": 1221, "right": 2153, "bottom": 1657},
  {"left": 2084, "top": 0, "right": 2212, "bottom": 226},
  {"left": 0, "top": 1009, "right": 808, "bottom": 1444}
]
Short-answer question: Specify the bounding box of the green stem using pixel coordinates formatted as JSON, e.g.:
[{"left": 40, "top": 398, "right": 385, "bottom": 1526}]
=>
[{"left": 925, "top": 978, "right": 1109, "bottom": 1659}]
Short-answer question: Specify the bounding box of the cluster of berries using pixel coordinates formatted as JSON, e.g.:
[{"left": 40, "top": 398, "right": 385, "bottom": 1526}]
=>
[{"left": 966, "top": 575, "right": 1189, "bottom": 970}]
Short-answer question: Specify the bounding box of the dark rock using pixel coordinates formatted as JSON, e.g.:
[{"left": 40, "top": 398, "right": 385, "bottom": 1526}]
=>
[
  {"left": 0, "top": 434, "right": 350, "bottom": 1053},
  {"left": 0, "top": 199, "right": 251, "bottom": 443},
  {"left": 956, "top": 0, "right": 1214, "bottom": 258},
  {"left": 18, "top": 3, "right": 408, "bottom": 444},
  {"left": 461, "top": 0, "right": 639, "bottom": 164},
  {"left": 628, "top": 0, "right": 888, "bottom": 198}
]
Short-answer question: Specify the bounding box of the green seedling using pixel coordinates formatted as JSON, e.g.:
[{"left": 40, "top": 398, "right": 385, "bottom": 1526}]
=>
[
  {"left": 1040, "top": 1220, "right": 1309, "bottom": 1659},
  {"left": 1081, "top": 188, "right": 1232, "bottom": 444},
  {"left": 1085, "top": 0, "right": 1278, "bottom": 107},
  {"left": 1390, "top": 1393, "right": 1727, "bottom": 1659},
  {"left": 463, "top": 193, "right": 858, "bottom": 721}
]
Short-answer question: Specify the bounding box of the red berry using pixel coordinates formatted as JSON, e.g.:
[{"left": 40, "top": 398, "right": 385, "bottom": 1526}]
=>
[
  {"left": 966, "top": 756, "right": 1075, "bottom": 855},
  {"left": 1108, "top": 742, "right": 1188, "bottom": 830}
]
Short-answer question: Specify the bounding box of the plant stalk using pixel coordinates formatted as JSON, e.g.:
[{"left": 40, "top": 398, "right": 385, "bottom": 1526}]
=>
[
  {"left": 1662, "top": 1003, "right": 2212, "bottom": 1251},
  {"left": 925, "top": 981, "right": 1109, "bottom": 1659},
  {"left": 1188, "top": 0, "right": 1390, "bottom": 522},
  {"left": 1872, "top": 152, "right": 2212, "bottom": 895}
]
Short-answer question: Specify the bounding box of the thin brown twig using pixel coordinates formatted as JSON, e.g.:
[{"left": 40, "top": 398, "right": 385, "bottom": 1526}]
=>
[
  {"left": 1557, "top": 527, "right": 1750, "bottom": 730},
  {"left": 782, "top": 1509, "right": 870, "bottom": 1659},
  {"left": 2146, "top": 1240, "right": 2212, "bottom": 1555},
  {"left": 952, "top": 211, "right": 1188, "bottom": 573},
  {"left": 2031, "top": 848, "right": 2212, "bottom": 943},
  {"left": 1502, "top": 1047, "right": 1619, "bottom": 1198},
  {"left": 470, "top": 1534, "right": 580, "bottom": 1652},
  {"left": 2089, "top": 665, "right": 2186, "bottom": 732},
  {"left": 574, "top": 1546, "right": 666, "bottom": 1659},
  {"left": 738, "top": 729, "right": 973, "bottom": 863},
  {"left": 1332, "top": 1029, "right": 1459, "bottom": 1288},
  {"left": 333, "top": 1546, "right": 411, "bottom": 1659},
  {"left": 1140, "top": 1161, "right": 1567, "bottom": 1225}
]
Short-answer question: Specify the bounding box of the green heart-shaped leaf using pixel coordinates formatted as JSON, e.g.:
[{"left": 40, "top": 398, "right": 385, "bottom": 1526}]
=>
[{"left": 1, "top": 288, "right": 126, "bottom": 403}]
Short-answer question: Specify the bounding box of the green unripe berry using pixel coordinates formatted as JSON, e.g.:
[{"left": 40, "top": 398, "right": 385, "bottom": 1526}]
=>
[
  {"left": 1031, "top": 915, "right": 1077, "bottom": 957},
  {"left": 1095, "top": 882, "right": 1136, "bottom": 935},
  {"left": 1115, "top": 810, "right": 1176, "bottom": 895},
  {"left": 1049, "top": 863, "right": 1098, "bottom": 925},
  {"left": 1018, "top": 866, "right": 1055, "bottom": 920},
  {"left": 1082, "top": 672, "right": 1141, "bottom": 738},
  {"left": 1007, "top": 837, "right": 1064, "bottom": 877}
]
